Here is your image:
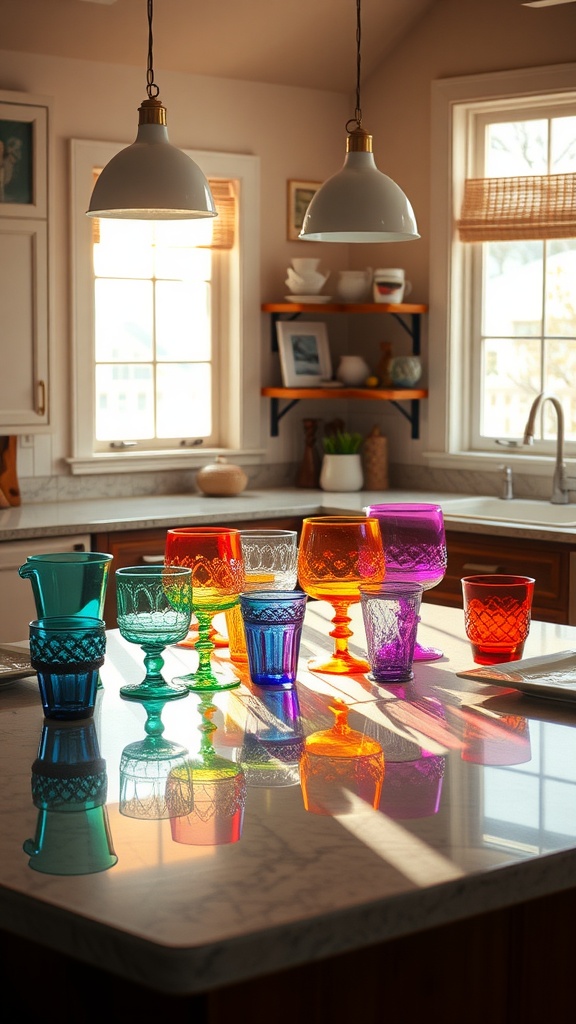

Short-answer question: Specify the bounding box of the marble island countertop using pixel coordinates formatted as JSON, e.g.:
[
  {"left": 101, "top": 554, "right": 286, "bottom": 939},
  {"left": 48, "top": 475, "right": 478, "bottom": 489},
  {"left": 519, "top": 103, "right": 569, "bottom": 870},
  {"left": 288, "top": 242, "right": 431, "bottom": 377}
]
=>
[
  {"left": 3, "top": 601, "right": 576, "bottom": 1006},
  {"left": 1, "top": 487, "right": 576, "bottom": 543}
]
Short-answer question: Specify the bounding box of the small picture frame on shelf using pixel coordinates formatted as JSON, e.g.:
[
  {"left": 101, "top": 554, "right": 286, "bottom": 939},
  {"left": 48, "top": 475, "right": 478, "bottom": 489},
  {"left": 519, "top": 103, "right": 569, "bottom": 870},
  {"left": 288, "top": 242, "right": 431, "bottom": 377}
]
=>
[
  {"left": 276, "top": 321, "right": 332, "bottom": 387},
  {"left": 287, "top": 179, "right": 321, "bottom": 241}
]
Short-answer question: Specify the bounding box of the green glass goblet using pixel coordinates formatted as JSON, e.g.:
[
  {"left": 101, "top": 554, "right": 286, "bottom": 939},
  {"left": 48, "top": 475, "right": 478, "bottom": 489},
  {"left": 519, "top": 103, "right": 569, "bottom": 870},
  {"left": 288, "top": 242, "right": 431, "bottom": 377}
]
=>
[
  {"left": 165, "top": 527, "right": 245, "bottom": 692},
  {"left": 116, "top": 565, "right": 193, "bottom": 702}
]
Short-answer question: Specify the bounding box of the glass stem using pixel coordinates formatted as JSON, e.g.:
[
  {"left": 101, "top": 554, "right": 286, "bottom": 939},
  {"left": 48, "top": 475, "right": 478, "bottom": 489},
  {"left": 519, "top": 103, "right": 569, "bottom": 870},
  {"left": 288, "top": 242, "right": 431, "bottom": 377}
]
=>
[
  {"left": 142, "top": 644, "right": 166, "bottom": 683},
  {"left": 329, "top": 601, "right": 353, "bottom": 658}
]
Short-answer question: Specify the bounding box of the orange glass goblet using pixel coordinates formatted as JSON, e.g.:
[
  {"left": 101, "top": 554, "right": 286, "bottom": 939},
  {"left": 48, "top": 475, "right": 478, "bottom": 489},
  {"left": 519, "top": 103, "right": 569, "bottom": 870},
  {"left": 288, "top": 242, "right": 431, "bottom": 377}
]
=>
[
  {"left": 165, "top": 527, "right": 245, "bottom": 692},
  {"left": 297, "top": 515, "right": 385, "bottom": 674}
]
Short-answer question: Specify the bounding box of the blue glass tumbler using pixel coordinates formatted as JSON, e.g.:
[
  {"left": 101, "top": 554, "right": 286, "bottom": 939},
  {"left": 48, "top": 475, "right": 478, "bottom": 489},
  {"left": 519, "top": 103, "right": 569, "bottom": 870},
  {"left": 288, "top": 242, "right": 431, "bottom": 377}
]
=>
[
  {"left": 29, "top": 616, "right": 107, "bottom": 720},
  {"left": 239, "top": 590, "right": 307, "bottom": 686}
]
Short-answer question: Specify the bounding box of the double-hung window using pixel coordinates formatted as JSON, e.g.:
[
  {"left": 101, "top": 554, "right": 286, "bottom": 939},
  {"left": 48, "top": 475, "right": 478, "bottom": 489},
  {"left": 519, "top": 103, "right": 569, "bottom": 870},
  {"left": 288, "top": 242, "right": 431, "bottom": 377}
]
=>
[
  {"left": 429, "top": 64, "right": 576, "bottom": 471},
  {"left": 70, "top": 140, "right": 261, "bottom": 473}
]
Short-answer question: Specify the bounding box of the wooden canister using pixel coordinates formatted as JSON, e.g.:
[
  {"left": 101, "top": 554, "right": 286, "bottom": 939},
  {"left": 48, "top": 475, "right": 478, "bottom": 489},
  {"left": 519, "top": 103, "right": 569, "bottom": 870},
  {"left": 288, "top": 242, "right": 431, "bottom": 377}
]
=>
[{"left": 362, "top": 426, "right": 389, "bottom": 491}]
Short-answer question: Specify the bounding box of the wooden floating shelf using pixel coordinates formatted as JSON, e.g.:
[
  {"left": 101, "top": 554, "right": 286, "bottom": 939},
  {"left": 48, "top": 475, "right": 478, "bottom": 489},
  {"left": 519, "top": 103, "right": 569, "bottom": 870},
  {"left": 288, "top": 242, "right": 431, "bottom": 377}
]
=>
[
  {"left": 262, "top": 301, "right": 429, "bottom": 314},
  {"left": 261, "top": 386, "right": 428, "bottom": 401}
]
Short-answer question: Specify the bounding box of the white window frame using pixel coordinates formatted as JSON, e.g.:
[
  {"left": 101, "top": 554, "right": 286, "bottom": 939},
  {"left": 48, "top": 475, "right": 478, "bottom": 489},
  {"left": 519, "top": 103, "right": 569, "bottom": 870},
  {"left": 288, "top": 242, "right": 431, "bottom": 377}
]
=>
[
  {"left": 68, "top": 140, "right": 263, "bottom": 474},
  {"left": 427, "top": 62, "right": 576, "bottom": 477}
]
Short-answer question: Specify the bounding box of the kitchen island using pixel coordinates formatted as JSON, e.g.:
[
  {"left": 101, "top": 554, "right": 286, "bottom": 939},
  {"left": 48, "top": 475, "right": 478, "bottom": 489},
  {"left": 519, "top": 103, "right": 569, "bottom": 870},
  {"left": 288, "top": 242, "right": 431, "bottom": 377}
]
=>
[{"left": 2, "top": 602, "right": 576, "bottom": 1022}]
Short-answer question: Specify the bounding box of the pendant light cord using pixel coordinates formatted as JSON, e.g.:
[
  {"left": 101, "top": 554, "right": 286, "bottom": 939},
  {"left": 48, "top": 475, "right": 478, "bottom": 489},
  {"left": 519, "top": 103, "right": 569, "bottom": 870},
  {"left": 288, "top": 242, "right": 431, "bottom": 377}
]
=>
[
  {"left": 346, "top": 0, "right": 363, "bottom": 133},
  {"left": 146, "top": 0, "right": 160, "bottom": 99}
]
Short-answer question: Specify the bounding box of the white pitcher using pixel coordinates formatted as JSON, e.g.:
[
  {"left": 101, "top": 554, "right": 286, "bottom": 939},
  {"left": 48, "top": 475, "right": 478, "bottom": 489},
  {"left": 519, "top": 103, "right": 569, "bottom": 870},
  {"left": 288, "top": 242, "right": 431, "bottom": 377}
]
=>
[{"left": 336, "top": 269, "right": 372, "bottom": 302}]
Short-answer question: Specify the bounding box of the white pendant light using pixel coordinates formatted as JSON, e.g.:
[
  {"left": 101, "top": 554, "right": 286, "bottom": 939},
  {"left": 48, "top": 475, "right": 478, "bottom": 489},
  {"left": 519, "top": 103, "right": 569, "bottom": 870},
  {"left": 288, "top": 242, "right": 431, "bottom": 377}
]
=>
[
  {"left": 299, "top": 0, "right": 419, "bottom": 243},
  {"left": 87, "top": 0, "right": 216, "bottom": 221}
]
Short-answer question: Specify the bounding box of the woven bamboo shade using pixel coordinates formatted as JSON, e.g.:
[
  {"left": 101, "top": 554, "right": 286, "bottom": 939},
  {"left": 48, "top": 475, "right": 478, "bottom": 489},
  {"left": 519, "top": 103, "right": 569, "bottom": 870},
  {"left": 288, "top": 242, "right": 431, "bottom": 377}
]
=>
[
  {"left": 90, "top": 174, "right": 237, "bottom": 249},
  {"left": 456, "top": 172, "right": 576, "bottom": 242}
]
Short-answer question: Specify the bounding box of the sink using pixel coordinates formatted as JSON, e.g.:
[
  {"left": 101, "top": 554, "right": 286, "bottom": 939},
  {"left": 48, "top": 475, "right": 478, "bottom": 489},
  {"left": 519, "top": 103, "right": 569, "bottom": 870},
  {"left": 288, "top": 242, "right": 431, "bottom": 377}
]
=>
[{"left": 441, "top": 496, "right": 576, "bottom": 527}]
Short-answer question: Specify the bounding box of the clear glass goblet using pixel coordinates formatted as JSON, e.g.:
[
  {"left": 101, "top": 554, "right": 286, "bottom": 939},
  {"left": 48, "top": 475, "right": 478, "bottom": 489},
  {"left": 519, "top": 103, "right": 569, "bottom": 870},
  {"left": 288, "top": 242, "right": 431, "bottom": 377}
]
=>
[
  {"left": 165, "top": 527, "right": 245, "bottom": 691},
  {"left": 115, "top": 565, "right": 193, "bottom": 702},
  {"left": 297, "top": 515, "right": 385, "bottom": 674},
  {"left": 364, "top": 503, "right": 448, "bottom": 661},
  {"left": 225, "top": 529, "right": 298, "bottom": 665}
]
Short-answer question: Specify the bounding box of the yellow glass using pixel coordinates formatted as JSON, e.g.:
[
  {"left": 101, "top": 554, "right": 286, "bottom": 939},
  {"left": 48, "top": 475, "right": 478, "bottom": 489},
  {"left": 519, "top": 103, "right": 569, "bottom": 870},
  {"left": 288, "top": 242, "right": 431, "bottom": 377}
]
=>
[{"left": 297, "top": 515, "right": 385, "bottom": 674}]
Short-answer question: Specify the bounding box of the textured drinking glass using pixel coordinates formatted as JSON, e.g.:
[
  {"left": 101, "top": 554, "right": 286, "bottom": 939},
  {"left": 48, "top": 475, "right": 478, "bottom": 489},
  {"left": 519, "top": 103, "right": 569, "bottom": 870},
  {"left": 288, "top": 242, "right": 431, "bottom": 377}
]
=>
[
  {"left": 300, "top": 700, "right": 385, "bottom": 816},
  {"left": 115, "top": 565, "right": 193, "bottom": 701},
  {"left": 297, "top": 516, "right": 385, "bottom": 674},
  {"left": 240, "top": 590, "right": 307, "bottom": 685},
  {"left": 225, "top": 529, "right": 298, "bottom": 664},
  {"left": 461, "top": 574, "right": 535, "bottom": 664},
  {"left": 29, "top": 615, "right": 107, "bottom": 720},
  {"left": 364, "top": 503, "right": 447, "bottom": 661},
  {"left": 165, "top": 527, "right": 245, "bottom": 692},
  {"left": 360, "top": 582, "right": 424, "bottom": 684},
  {"left": 19, "top": 551, "right": 113, "bottom": 620}
]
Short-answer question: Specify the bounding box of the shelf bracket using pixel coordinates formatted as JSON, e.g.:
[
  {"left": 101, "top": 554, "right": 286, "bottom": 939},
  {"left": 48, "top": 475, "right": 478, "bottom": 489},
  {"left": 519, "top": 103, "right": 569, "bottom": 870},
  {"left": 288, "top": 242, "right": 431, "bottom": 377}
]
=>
[
  {"left": 389, "top": 398, "right": 420, "bottom": 439},
  {"left": 390, "top": 312, "right": 421, "bottom": 356},
  {"left": 269, "top": 396, "right": 301, "bottom": 437}
]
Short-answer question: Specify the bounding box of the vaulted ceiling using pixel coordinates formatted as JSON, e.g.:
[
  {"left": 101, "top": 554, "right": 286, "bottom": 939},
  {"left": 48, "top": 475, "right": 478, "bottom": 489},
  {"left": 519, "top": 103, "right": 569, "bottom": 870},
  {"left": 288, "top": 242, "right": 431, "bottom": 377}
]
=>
[{"left": 2, "top": 0, "right": 438, "bottom": 92}]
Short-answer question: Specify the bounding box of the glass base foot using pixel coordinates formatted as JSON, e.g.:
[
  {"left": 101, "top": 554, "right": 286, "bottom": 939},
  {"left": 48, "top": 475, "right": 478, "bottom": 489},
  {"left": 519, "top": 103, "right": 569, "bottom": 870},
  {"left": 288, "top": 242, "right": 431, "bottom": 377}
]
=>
[
  {"left": 307, "top": 653, "right": 370, "bottom": 675},
  {"left": 120, "top": 680, "right": 190, "bottom": 702},
  {"left": 413, "top": 643, "right": 444, "bottom": 662},
  {"left": 172, "top": 673, "right": 241, "bottom": 693}
]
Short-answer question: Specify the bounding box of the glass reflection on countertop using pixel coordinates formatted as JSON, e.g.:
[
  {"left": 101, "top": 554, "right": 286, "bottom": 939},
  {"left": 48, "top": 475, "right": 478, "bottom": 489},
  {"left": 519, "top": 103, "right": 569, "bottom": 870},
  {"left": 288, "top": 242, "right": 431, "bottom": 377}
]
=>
[
  {"left": 23, "top": 717, "right": 118, "bottom": 875},
  {"left": 119, "top": 699, "right": 192, "bottom": 820},
  {"left": 239, "top": 685, "right": 305, "bottom": 788},
  {"left": 167, "top": 690, "right": 247, "bottom": 846}
]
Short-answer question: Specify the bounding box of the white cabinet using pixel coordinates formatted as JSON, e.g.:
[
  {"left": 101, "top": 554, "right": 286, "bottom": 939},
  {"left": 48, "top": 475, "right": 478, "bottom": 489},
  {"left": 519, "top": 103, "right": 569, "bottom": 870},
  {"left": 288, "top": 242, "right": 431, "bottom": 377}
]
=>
[{"left": 0, "top": 90, "right": 51, "bottom": 431}]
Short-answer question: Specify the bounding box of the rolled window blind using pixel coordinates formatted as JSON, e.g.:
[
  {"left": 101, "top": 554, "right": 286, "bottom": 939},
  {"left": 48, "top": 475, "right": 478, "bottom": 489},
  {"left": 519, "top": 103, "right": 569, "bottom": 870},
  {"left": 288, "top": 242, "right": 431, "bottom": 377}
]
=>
[
  {"left": 456, "top": 172, "right": 576, "bottom": 242},
  {"left": 90, "top": 173, "right": 237, "bottom": 249}
]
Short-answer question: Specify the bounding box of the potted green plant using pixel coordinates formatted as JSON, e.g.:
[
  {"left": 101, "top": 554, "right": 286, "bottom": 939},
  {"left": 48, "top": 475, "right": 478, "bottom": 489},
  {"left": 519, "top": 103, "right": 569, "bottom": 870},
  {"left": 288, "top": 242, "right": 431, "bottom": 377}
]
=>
[{"left": 320, "top": 431, "right": 364, "bottom": 492}]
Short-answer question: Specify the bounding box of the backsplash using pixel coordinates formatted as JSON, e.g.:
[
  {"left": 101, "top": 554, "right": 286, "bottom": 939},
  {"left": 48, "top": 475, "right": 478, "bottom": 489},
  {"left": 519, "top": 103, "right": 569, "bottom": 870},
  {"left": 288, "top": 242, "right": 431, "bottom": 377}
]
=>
[{"left": 17, "top": 460, "right": 554, "bottom": 505}]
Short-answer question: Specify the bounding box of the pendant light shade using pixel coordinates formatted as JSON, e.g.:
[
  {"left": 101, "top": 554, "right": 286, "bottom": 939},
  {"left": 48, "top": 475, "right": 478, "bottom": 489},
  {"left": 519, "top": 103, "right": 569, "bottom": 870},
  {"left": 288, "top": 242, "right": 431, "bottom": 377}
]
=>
[
  {"left": 299, "top": 0, "right": 419, "bottom": 243},
  {"left": 299, "top": 127, "right": 419, "bottom": 242},
  {"left": 86, "top": 2, "right": 216, "bottom": 221}
]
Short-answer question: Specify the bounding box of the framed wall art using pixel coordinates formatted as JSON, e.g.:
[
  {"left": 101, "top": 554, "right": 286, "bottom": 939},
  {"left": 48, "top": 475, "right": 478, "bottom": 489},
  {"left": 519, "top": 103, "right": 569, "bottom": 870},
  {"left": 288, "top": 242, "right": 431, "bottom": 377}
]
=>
[
  {"left": 0, "top": 90, "right": 49, "bottom": 218},
  {"left": 276, "top": 321, "right": 332, "bottom": 387},
  {"left": 287, "top": 179, "right": 320, "bottom": 241}
]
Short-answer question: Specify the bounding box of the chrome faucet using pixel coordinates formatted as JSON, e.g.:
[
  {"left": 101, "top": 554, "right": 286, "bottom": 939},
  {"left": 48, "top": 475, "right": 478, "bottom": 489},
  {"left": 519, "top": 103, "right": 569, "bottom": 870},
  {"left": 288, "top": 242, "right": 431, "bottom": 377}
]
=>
[{"left": 522, "top": 392, "right": 576, "bottom": 505}]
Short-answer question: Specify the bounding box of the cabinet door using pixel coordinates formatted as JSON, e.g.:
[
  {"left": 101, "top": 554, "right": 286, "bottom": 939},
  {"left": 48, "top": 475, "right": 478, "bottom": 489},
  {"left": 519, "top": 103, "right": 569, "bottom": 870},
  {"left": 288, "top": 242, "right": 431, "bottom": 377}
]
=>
[
  {"left": 427, "top": 530, "right": 570, "bottom": 624},
  {"left": 0, "top": 219, "right": 49, "bottom": 428}
]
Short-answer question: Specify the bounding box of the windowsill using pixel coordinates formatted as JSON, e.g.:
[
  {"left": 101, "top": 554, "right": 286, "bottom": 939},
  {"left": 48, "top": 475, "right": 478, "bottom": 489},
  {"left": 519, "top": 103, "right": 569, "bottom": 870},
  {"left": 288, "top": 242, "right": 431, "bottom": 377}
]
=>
[
  {"left": 423, "top": 449, "right": 575, "bottom": 477},
  {"left": 66, "top": 448, "right": 267, "bottom": 476}
]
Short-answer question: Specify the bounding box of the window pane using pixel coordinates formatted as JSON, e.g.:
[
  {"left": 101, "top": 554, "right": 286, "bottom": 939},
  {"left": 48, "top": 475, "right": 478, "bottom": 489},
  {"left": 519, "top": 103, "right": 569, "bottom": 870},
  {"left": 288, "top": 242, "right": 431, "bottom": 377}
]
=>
[
  {"left": 486, "top": 119, "right": 548, "bottom": 176},
  {"left": 94, "top": 220, "right": 154, "bottom": 278},
  {"left": 154, "top": 243, "right": 211, "bottom": 281},
  {"left": 544, "top": 338, "right": 576, "bottom": 442},
  {"left": 155, "top": 280, "right": 211, "bottom": 361},
  {"left": 156, "top": 363, "right": 212, "bottom": 437},
  {"left": 481, "top": 338, "right": 540, "bottom": 438},
  {"left": 95, "top": 280, "right": 153, "bottom": 361},
  {"left": 95, "top": 364, "right": 154, "bottom": 439},
  {"left": 550, "top": 115, "right": 576, "bottom": 172},
  {"left": 544, "top": 242, "right": 576, "bottom": 337},
  {"left": 483, "top": 241, "right": 543, "bottom": 336}
]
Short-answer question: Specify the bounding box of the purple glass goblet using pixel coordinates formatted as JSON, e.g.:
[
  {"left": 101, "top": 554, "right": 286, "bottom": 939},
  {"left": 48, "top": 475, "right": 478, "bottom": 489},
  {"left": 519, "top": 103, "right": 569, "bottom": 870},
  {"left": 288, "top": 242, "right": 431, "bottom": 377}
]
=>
[{"left": 364, "top": 503, "right": 447, "bottom": 661}]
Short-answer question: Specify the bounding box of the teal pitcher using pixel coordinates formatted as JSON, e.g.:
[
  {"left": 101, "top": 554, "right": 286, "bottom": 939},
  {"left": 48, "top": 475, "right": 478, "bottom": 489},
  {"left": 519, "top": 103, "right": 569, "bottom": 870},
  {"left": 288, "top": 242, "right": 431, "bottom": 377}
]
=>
[{"left": 18, "top": 551, "right": 113, "bottom": 621}]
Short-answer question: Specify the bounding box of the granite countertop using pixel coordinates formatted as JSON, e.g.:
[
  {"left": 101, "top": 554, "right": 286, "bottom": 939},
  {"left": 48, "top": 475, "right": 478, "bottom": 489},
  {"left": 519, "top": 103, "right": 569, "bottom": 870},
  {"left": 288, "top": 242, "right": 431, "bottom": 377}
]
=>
[
  {"left": 1, "top": 487, "right": 575, "bottom": 543},
  {"left": 2, "top": 602, "right": 576, "bottom": 996}
]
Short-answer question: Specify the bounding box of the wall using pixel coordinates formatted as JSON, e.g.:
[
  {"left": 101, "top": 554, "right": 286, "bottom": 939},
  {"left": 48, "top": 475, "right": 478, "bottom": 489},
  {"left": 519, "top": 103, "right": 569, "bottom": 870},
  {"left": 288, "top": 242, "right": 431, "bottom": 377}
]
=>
[{"left": 1, "top": 0, "right": 575, "bottom": 502}]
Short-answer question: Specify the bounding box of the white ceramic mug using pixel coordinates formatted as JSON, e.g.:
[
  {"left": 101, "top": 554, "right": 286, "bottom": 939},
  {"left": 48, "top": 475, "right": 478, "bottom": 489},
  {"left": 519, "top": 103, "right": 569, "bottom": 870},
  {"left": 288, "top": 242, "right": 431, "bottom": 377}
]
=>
[{"left": 373, "top": 268, "right": 412, "bottom": 304}]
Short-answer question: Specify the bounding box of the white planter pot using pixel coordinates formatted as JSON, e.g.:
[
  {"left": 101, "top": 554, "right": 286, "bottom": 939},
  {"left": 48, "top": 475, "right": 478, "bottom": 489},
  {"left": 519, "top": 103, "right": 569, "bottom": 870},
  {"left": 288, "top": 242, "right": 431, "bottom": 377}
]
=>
[{"left": 320, "top": 453, "right": 364, "bottom": 492}]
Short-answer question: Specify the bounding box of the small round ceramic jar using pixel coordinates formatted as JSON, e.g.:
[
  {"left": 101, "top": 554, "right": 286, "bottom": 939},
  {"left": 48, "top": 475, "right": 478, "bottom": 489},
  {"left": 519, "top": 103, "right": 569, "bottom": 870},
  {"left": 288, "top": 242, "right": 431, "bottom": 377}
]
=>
[
  {"left": 389, "top": 356, "right": 422, "bottom": 388},
  {"left": 196, "top": 456, "right": 248, "bottom": 496}
]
